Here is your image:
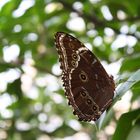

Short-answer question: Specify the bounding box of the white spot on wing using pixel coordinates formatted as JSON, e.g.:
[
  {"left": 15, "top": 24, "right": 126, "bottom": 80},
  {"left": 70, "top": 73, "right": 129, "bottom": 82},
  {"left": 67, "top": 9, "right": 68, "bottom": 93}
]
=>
[
  {"left": 59, "top": 34, "right": 66, "bottom": 46},
  {"left": 68, "top": 35, "right": 73, "bottom": 41},
  {"left": 92, "top": 59, "right": 97, "bottom": 65},
  {"left": 78, "top": 47, "right": 88, "bottom": 52}
]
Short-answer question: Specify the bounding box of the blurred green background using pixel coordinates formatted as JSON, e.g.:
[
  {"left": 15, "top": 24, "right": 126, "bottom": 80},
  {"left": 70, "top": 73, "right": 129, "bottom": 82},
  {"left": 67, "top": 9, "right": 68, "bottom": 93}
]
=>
[{"left": 0, "top": 0, "right": 140, "bottom": 140}]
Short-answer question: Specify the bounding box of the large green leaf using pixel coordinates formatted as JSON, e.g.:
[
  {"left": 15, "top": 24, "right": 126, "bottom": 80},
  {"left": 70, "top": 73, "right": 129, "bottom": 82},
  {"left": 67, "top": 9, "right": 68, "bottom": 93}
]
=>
[
  {"left": 113, "top": 69, "right": 140, "bottom": 105},
  {"left": 100, "top": 69, "right": 140, "bottom": 129},
  {"left": 112, "top": 109, "right": 140, "bottom": 140}
]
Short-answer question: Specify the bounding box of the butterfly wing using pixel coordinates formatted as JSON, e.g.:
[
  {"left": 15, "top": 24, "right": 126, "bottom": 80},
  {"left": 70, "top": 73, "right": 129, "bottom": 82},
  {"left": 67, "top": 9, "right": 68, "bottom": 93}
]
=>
[{"left": 55, "top": 32, "right": 115, "bottom": 121}]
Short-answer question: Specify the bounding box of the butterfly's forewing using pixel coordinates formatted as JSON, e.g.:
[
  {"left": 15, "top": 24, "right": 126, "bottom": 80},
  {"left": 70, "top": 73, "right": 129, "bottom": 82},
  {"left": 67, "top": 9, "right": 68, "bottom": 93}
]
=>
[{"left": 55, "top": 32, "right": 115, "bottom": 121}]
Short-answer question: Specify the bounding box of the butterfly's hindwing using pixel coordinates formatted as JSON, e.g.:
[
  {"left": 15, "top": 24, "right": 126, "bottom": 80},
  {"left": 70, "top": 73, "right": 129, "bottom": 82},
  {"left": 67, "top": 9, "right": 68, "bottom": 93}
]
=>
[{"left": 55, "top": 32, "right": 115, "bottom": 122}]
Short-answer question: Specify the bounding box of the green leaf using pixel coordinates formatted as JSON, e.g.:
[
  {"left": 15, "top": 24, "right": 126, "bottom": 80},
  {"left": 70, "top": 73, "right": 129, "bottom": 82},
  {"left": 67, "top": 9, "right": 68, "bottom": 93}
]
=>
[
  {"left": 120, "top": 53, "right": 140, "bottom": 72},
  {"left": 112, "top": 109, "right": 140, "bottom": 140},
  {"left": 131, "top": 81, "right": 140, "bottom": 102},
  {"left": 127, "top": 124, "right": 140, "bottom": 140},
  {"left": 7, "top": 78, "right": 22, "bottom": 99},
  {"left": 113, "top": 69, "right": 140, "bottom": 106},
  {"left": 100, "top": 69, "right": 140, "bottom": 129}
]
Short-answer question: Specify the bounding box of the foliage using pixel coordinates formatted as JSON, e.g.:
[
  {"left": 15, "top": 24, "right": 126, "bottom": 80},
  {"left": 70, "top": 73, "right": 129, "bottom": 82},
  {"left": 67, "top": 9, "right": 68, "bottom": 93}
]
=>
[
  {"left": 0, "top": 0, "right": 140, "bottom": 140},
  {"left": 112, "top": 108, "right": 140, "bottom": 140}
]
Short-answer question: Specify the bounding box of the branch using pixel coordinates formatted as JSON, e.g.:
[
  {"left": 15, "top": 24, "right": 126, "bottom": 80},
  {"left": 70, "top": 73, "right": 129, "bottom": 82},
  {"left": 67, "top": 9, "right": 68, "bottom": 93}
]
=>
[
  {"left": 0, "top": 58, "right": 60, "bottom": 78},
  {"left": 59, "top": 0, "right": 104, "bottom": 27},
  {"left": 113, "top": 16, "right": 140, "bottom": 22},
  {"left": 59, "top": 0, "right": 140, "bottom": 40},
  {"left": 34, "top": 64, "right": 61, "bottom": 78}
]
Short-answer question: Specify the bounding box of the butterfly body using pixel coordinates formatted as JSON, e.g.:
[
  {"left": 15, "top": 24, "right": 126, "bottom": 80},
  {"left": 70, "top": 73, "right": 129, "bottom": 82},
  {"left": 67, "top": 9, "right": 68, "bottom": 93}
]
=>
[{"left": 55, "top": 32, "right": 115, "bottom": 122}]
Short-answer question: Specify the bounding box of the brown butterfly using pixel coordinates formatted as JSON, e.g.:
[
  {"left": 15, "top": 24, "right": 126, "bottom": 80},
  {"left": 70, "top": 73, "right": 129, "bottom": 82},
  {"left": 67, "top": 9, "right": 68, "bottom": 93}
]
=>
[{"left": 55, "top": 32, "right": 115, "bottom": 122}]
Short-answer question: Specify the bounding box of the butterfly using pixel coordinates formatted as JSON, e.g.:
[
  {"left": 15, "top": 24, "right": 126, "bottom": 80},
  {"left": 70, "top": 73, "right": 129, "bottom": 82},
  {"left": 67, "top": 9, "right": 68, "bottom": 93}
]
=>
[{"left": 55, "top": 32, "right": 115, "bottom": 122}]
